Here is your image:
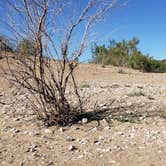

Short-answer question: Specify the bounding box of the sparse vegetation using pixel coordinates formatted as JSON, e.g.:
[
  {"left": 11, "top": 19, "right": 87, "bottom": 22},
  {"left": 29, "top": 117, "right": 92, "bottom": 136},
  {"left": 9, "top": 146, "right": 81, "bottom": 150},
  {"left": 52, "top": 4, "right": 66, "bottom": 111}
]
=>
[
  {"left": 0, "top": 0, "right": 120, "bottom": 126},
  {"left": 1, "top": 1, "right": 166, "bottom": 165},
  {"left": 127, "top": 91, "right": 145, "bottom": 97},
  {"left": 80, "top": 83, "right": 90, "bottom": 89},
  {"left": 113, "top": 115, "right": 140, "bottom": 123},
  {"left": 91, "top": 38, "right": 166, "bottom": 73},
  {"left": 16, "top": 38, "right": 35, "bottom": 56}
]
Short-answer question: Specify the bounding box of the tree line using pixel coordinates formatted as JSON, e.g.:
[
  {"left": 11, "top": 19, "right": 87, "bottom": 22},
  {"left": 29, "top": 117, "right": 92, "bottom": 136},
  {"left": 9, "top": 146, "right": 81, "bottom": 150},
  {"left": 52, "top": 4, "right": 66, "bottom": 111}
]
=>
[
  {"left": 91, "top": 37, "right": 166, "bottom": 73},
  {"left": 0, "top": 36, "right": 35, "bottom": 55}
]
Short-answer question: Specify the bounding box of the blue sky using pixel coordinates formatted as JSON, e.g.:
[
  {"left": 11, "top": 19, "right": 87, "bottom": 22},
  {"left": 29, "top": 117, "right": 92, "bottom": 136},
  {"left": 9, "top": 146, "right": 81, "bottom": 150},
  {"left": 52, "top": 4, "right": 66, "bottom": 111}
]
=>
[
  {"left": 0, "top": 0, "right": 165, "bottom": 61},
  {"left": 94, "top": 0, "right": 166, "bottom": 60}
]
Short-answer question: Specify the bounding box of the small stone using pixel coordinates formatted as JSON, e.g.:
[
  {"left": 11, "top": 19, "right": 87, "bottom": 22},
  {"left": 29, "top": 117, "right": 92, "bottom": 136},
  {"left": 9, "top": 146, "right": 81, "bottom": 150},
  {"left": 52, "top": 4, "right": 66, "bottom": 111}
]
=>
[
  {"left": 96, "top": 148, "right": 111, "bottom": 152},
  {"left": 44, "top": 129, "right": 52, "bottom": 134},
  {"left": 76, "top": 138, "right": 80, "bottom": 142},
  {"left": 94, "top": 140, "right": 100, "bottom": 145},
  {"left": 82, "top": 118, "right": 88, "bottom": 123},
  {"left": 28, "top": 131, "right": 40, "bottom": 136},
  {"left": 66, "top": 137, "right": 75, "bottom": 142},
  {"left": 15, "top": 129, "right": 20, "bottom": 133},
  {"left": 109, "top": 114, "right": 112, "bottom": 118},
  {"left": 79, "top": 139, "right": 88, "bottom": 144},
  {"left": 68, "top": 145, "right": 77, "bottom": 151},
  {"left": 113, "top": 145, "right": 121, "bottom": 150},
  {"left": 104, "top": 126, "right": 111, "bottom": 130},
  {"left": 10, "top": 128, "right": 15, "bottom": 132},
  {"left": 100, "top": 119, "right": 108, "bottom": 127},
  {"left": 14, "top": 117, "right": 20, "bottom": 121},
  {"left": 31, "top": 143, "right": 38, "bottom": 149},
  {"left": 92, "top": 127, "right": 97, "bottom": 131},
  {"left": 10, "top": 128, "right": 20, "bottom": 133},
  {"left": 29, "top": 142, "right": 40, "bottom": 152},
  {"left": 158, "top": 150, "right": 162, "bottom": 153},
  {"left": 47, "top": 161, "right": 54, "bottom": 165},
  {"left": 59, "top": 127, "right": 64, "bottom": 132},
  {"left": 30, "top": 147, "right": 37, "bottom": 152},
  {"left": 139, "top": 115, "right": 146, "bottom": 120}
]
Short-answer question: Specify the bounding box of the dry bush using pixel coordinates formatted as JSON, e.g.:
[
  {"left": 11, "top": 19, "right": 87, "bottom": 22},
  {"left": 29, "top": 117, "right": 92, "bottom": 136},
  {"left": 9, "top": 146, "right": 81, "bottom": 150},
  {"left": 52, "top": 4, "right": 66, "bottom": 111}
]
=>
[{"left": 0, "top": 0, "right": 125, "bottom": 126}]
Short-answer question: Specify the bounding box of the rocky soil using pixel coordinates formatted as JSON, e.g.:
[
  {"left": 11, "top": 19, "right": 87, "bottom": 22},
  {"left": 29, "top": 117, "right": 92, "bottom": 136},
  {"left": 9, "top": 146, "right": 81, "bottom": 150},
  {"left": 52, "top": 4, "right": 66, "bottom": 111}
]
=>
[{"left": 0, "top": 64, "right": 166, "bottom": 166}]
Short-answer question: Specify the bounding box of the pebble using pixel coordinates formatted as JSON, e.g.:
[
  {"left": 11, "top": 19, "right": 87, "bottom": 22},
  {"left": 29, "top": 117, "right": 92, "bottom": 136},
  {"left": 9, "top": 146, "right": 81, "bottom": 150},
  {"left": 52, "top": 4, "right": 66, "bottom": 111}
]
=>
[
  {"left": 13, "top": 117, "right": 20, "bottom": 121},
  {"left": 68, "top": 145, "right": 77, "bottom": 151},
  {"left": 79, "top": 138, "right": 88, "bottom": 144},
  {"left": 44, "top": 129, "right": 52, "bottom": 134},
  {"left": 66, "top": 137, "right": 75, "bottom": 142},
  {"left": 59, "top": 127, "right": 64, "bottom": 132},
  {"left": 10, "top": 128, "right": 20, "bottom": 133},
  {"left": 94, "top": 140, "right": 100, "bottom": 145},
  {"left": 29, "top": 143, "right": 39, "bottom": 152},
  {"left": 104, "top": 126, "right": 111, "bottom": 130},
  {"left": 47, "top": 161, "right": 54, "bottom": 165},
  {"left": 82, "top": 118, "right": 88, "bottom": 123},
  {"left": 96, "top": 148, "right": 111, "bottom": 152}
]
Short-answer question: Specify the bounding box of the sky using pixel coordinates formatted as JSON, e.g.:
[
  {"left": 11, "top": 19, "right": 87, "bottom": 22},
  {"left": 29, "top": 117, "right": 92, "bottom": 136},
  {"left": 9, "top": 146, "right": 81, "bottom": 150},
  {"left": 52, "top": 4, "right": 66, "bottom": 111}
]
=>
[
  {"left": 94, "top": 0, "right": 166, "bottom": 60},
  {"left": 0, "top": 0, "right": 166, "bottom": 61}
]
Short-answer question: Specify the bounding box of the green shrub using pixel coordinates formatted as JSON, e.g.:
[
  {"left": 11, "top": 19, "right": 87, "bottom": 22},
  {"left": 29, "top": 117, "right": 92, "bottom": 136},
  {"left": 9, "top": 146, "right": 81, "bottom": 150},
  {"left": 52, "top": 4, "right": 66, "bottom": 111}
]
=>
[
  {"left": 129, "top": 54, "right": 166, "bottom": 73},
  {"left": 17, "top": 38, "right": 35, "bottom": 55},
  {"left": 91, "top": 38, "right": 166, "bottom": 73},
  {"left": 127, "top": 91, "right": 145, "bottom": 97},
  {"left": 113, "top": 115, "right": 140, "bottom": 123},
  {"left": 80, "top": 83, "right": 90, "bottom": 89}
]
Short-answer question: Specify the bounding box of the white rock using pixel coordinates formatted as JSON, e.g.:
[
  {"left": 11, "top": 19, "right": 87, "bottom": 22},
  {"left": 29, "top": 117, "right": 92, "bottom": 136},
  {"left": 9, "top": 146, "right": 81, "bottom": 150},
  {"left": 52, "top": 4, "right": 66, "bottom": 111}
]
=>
[
  {"left": 104, "top": 126, "right": 111, "bottom": 130},
  {"left": 68, "top": 145, "right": 77, "bottom": 151},
  {"left": 44, "top": 129, "right": 52, "bottom": 134},
  {"left": 59, "top": 127, "right": 64, "bottom": 132},
  {"left": 97, "top": 148, "right": 111, "bottom": 152},
  {"left": 13, "top": 117, "right": 20, "bottom": 121},
  {"left": 82, "top": 118, "right": 88, "bottom": 123},
  {"left": 10, "top": 128, "right": 20, "bottom": 133},
  {"left": 66, "top": 137, "right": 75, "bottom": 142},
  {"left": 94, "top": 140, "right": 100, "bottom": 145},
  {"left": 100, "top": 119, "right": 108, "bottom": 127},
  {"left": 109, "top": 114, "right": 112, "bottom": 118},
  {"left": 79, "top": 139, "right": 88, "bottom": 144}
]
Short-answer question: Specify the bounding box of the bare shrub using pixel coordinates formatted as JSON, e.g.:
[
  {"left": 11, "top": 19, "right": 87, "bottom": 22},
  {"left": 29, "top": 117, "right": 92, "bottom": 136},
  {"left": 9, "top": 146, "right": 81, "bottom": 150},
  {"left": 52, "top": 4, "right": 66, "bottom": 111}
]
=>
[{"left": 0, "top": 0, "right": 125, "bottom": 126}]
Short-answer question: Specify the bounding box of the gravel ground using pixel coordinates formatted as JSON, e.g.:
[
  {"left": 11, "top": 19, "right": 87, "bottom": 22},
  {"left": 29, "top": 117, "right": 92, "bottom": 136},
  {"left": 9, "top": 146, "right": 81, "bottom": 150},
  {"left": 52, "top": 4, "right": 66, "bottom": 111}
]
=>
[{"left": 0, "top": 63, "right": 166, "bottom": 166}]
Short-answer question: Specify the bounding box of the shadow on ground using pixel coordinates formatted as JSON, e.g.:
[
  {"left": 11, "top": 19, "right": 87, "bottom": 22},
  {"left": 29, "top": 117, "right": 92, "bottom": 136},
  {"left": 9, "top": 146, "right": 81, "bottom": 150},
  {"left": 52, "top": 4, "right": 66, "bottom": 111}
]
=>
[{"left": 71, "top": 102, "right": 166, "bottom": 125}]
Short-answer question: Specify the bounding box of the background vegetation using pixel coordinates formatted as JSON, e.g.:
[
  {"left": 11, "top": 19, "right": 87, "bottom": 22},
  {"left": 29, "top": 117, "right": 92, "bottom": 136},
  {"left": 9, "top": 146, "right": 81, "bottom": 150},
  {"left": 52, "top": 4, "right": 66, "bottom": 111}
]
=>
[
  {"left": 1, "top": 35, "right": 166, "bottom": 73},
  {"left": 91, "top": 37, "right": 166, "bottom": 73}
]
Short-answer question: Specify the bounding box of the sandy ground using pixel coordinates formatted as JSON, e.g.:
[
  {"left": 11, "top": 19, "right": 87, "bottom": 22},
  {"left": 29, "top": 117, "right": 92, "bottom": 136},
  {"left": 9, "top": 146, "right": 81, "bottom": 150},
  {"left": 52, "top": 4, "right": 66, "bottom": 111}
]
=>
[{"left": 0, "top": 61, "right": 166, "bottom": 166}]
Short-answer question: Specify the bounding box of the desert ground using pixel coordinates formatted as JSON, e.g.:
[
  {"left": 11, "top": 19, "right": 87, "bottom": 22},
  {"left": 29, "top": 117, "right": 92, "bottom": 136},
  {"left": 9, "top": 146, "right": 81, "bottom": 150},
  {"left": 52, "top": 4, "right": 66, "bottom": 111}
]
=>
[{"left": 0, "top": 61, "right": 166, "bottom": 166}]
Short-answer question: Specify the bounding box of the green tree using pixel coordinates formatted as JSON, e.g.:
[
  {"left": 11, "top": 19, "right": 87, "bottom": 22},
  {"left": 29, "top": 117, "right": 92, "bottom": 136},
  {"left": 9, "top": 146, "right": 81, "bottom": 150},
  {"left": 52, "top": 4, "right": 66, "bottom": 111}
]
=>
[
  {"left": 91, "top": 37, "right": 166, "bottom": 73},
  {"left": 128, "top": 37, "right": 139, "bottom": 55},
  {"left": 91, "top": 44, "right": 107, "bottom": 65},
  {"left": 17, "top": 38, "right": 35, "bottom": 55}
]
